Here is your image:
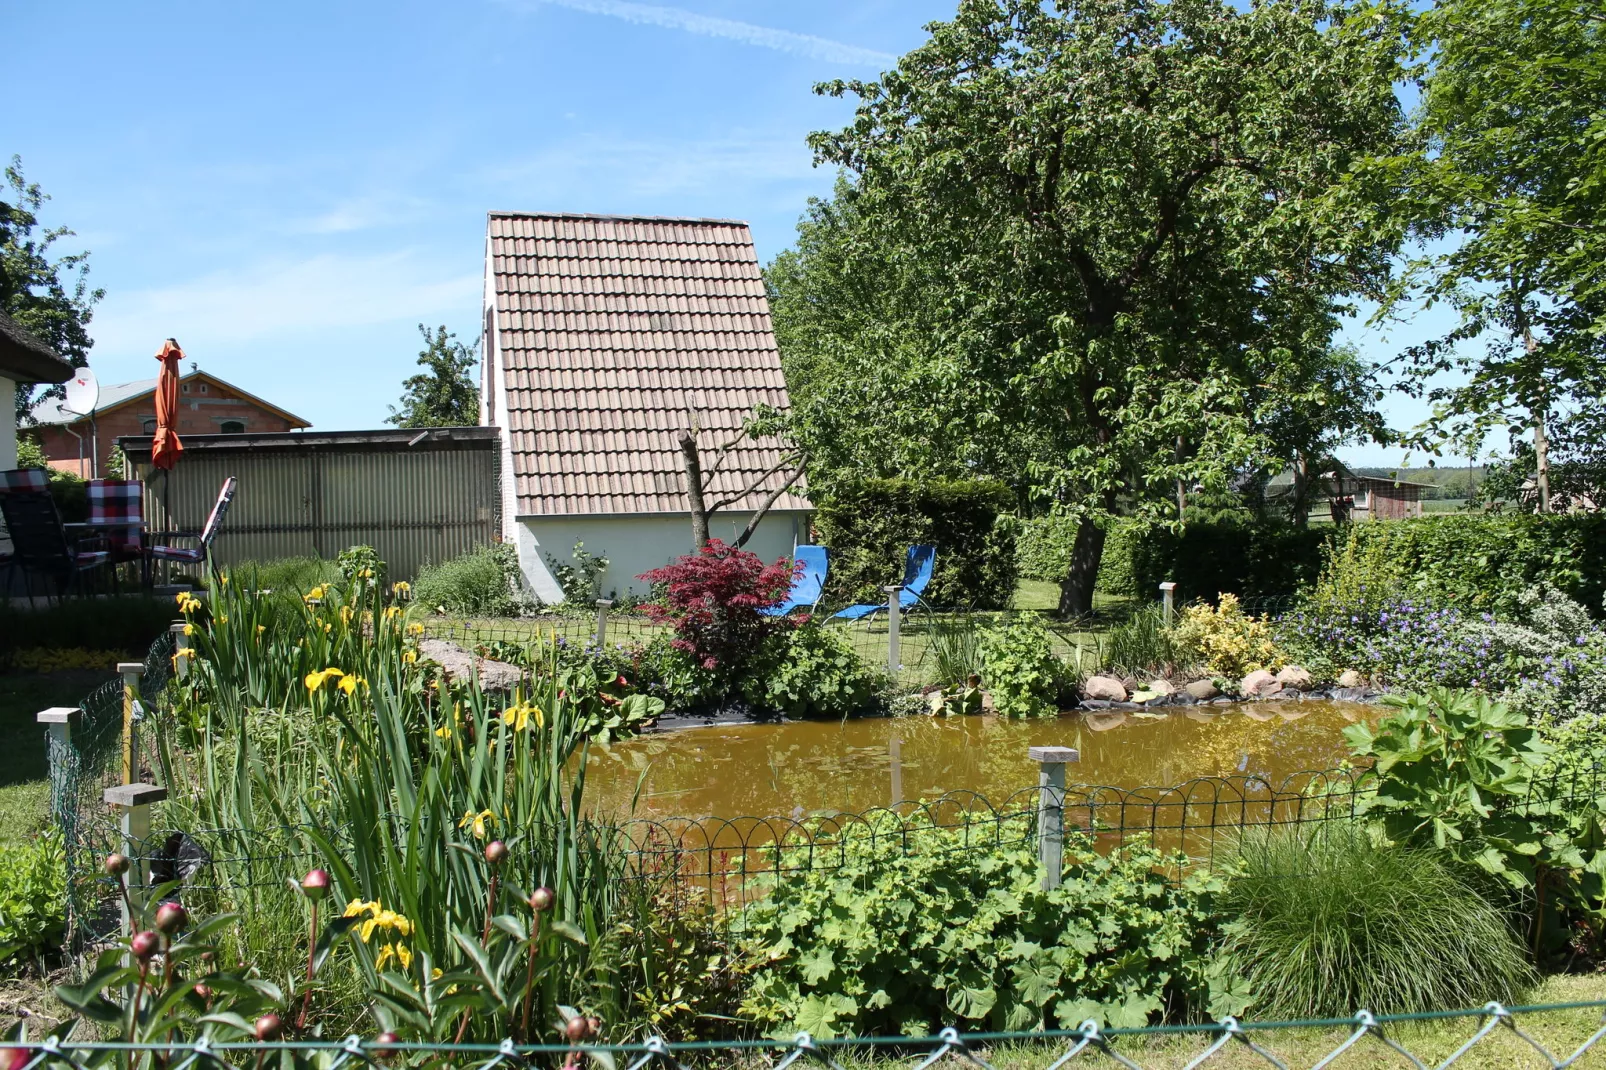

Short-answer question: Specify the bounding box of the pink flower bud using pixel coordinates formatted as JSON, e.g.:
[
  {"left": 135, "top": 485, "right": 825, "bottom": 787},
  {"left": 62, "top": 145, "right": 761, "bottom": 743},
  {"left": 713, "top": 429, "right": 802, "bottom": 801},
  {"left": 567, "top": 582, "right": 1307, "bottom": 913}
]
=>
[
  {"left": 301, "top": 869, "right": 331, "bottom": 900},
  {"left": 131, "top": 930, "right": 160, "bottom": 960},
  {"left": 484, "top": 840, "right": 508, "bottom": 865},
  {"left": 255, "top": 1013, "right": 283, "bottom": 1041},
  {"left": 528, "top": 886, "right": 555, "bottom": 912},
  {"left": 104, "top": 853, "right": 130, "bottom": 877},
  {"left": 155, "top": 902, "right": 187, "bottom": 934}
]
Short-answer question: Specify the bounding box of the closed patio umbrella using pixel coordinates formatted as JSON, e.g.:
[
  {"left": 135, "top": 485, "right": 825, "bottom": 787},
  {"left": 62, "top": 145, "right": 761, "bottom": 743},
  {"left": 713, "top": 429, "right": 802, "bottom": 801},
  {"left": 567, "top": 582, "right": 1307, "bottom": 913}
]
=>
[{"left": 152, "top": 339, "right": 185, "bottom": 470}]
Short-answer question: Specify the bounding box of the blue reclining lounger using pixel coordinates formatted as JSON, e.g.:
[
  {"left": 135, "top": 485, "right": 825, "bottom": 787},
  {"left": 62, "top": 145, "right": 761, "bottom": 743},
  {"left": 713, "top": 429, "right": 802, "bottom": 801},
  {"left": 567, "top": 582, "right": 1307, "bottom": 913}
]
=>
[
  {"left": 833, "top": 544, "right": 935, "bottom": 620},
  {"left": 761, "top": 544, "right": 828, "bottom": 617}
]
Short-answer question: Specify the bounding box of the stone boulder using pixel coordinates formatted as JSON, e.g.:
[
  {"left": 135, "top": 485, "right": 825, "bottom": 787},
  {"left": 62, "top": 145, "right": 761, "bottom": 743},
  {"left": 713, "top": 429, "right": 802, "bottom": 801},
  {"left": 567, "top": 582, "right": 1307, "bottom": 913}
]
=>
[
  {"left": 1145, "top": 679, "right": 1175, "bottom": 697},
  {"left": 418, "top": 638, "right": 525, "bottom": 692},
  {"left": 1183, "top": 679, "right": 1221, "bottom": 701},
  {"left": 1083, "top": 675, "right": 1128, "bottom": 702},
  {"left": 1337, "top": 669, "right": 1364, "bottom": 689},
  {"left": 1239, "top": 669, "right": 1282, "bottom": 698},
  {"left": 1275, "top": 665, "right": 1314, "bottom": 690}
]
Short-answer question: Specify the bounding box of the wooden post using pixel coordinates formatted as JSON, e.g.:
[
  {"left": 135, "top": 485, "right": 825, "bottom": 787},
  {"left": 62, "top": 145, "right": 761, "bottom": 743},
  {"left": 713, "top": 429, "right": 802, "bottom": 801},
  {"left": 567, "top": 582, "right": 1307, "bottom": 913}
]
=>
[
  {"left": 1030, "top": 746, "right": 1080, "bottom": 890},
  {"left": 104, "top": 783, "right": 168, "bottom": 935},
  {"left": 118, "top": 662, "right": 145, "bottom": 785},
  {"left": 169, "top": 620, "right": 190, "bottom": 680},
  {"left": 1159, "top": 582, "right": 1177, "bottom": 627},
  {"left": 594, "top": 599, "right": 614, "bottom": 649},
  {"left": 884, "top": 585, "right": 902, "bottom": 677}
]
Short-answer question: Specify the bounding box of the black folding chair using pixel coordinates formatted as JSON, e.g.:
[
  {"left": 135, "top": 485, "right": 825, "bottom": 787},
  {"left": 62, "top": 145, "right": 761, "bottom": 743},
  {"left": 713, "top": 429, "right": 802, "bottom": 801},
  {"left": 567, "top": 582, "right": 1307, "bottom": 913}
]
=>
[{"left": 0, "top": 490, "right": 113, "bottom": 602}]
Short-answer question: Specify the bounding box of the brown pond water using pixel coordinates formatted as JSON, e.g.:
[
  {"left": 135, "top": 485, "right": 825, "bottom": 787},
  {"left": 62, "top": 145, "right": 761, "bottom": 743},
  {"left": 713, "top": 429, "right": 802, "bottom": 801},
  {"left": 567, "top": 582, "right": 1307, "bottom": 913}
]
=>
[{"left": 582, "top": 700, "right": 1374, "bottom": 822}]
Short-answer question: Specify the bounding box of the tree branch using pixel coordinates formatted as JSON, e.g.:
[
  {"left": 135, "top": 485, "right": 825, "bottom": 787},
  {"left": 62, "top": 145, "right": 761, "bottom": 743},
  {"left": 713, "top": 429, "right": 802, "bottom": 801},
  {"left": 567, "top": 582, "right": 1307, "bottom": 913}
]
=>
[{"left": 733, "top": 460, "right": 809, "bottom": 549}]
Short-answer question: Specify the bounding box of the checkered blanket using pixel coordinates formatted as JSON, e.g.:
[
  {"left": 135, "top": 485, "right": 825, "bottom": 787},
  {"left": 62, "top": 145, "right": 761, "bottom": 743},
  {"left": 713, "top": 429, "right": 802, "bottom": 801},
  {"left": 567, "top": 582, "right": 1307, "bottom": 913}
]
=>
[
  {"left": 87, "top": 479, "right": 144, "bottom": 552},
  {"left": 0, "top": 468, "right": 50, "bottom": 492}
]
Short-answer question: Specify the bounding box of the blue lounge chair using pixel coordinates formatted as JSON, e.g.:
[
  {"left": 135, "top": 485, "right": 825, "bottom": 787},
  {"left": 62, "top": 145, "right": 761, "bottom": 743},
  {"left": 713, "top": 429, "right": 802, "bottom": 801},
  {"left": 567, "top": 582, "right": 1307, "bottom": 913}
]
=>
[
  {"left": 762, "top": 544, "right": 828, "bottom": 617},
  {"left": 833, "top": 544, "right": 935, "bottom": 620}
]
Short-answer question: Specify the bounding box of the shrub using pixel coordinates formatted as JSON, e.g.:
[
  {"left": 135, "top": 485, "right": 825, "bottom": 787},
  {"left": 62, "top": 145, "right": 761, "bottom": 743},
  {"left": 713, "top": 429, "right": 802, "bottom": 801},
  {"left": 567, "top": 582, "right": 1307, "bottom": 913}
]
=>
[
  {"left": 413, "top": 543, "right": 525, "bottom": 617},
  {"left": 546, "top": 540, "right": 609, "bottom": 603},
  {"left": 637, "top": 539, "right": 797, "bottom": 671},
  {"left": 977, "top": 614, "right": 1066, "bottom": 717},
  {"left": 1221, "top": 824, "right": 1533, "bottom": 1018},
  {"left": 741, "top": 623, "right": 881, "bottom": 719},
  {"left": 813, "top": 478, "right": 1018, "bottom": 609},
  {"left": 739, "top": 818, "right": 1241, "bottom": 1037},
  {"left": 1322, "top": 513, "right": 1606, "bottom": 619},
  {"left": 0, "top": 597, "right": 172, "bottom": 656},
  {"left": 335, "top": 543, "right": 386, "bottom": 587},
  {"left": 0, "top": 830, "right": 66, "bottom": 965},
  {"left": 1172, "top": 595, "right": 1284, "bottom": 679},
  {"left": 1124, "top": 520, "right": 1329, "bottom": 602}
]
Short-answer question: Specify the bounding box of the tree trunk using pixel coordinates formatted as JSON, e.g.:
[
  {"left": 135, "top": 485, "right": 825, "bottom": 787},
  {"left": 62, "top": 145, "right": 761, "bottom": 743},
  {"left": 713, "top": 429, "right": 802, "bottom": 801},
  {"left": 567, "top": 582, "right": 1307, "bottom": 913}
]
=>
[
  {"left": 1290, "top": 452, "right": 1310, "bottom": 527},
  {"left": 679, "top": 431, "right": 710, "bottom": 549},
  {"left": 1521, "top": 316, "right": 1551, "bottom": 514},
  {"left": 1056, "top": 519, "right": 1108, "bottom": 617}
]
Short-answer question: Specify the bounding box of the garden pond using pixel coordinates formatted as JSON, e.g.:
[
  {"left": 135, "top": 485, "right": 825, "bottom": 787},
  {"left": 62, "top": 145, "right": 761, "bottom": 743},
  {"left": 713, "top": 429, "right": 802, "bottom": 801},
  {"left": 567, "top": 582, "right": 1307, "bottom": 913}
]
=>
[{"left": 582, "top": 698, "right": 1374, "bottom": 820}]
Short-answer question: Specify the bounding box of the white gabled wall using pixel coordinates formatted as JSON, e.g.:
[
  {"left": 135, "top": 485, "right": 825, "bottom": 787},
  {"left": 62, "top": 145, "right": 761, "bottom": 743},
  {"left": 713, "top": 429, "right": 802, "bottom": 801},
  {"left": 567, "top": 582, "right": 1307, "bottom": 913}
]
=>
[
  {"left": 0, "top": 375, "right": 16, "bottom": 470},
  {"left": 518, "top": 509, "right": 808, "bottom": 603}
]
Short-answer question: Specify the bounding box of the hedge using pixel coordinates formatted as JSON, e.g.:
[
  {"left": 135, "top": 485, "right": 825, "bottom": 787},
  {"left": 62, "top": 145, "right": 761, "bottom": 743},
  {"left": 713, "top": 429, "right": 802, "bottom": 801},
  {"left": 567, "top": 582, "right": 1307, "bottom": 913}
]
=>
[
  {"left": 1109, "top": 513, "right": 1606, "bottom": 616},
  {"left": 1016, "top": 515, "right": 1140, "bottom": 596},
  {"left": 812, "top": 478, "right": 1018, "bottom": 610}
]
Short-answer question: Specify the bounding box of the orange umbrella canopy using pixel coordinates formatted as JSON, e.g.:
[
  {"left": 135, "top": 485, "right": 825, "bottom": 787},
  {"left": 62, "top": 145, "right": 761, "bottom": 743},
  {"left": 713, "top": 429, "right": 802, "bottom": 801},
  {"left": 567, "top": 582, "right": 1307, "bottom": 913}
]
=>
[{"left": 151, "top": 339, "right": 185, "bottom": 471}]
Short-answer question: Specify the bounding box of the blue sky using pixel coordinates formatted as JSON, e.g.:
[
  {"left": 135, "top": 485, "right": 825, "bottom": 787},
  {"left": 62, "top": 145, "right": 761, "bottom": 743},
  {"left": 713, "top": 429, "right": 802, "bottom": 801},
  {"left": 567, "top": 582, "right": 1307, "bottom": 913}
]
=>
[{"left": 7, "top": 0, "right": 1451, "bottom": 467}]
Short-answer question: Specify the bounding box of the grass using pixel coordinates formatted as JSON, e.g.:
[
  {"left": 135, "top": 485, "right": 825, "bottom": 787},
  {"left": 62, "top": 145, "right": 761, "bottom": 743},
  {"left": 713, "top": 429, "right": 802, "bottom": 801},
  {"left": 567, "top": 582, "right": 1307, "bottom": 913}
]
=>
[
  {"left": 809, "top": 973, "right": 1606, "bottom": 1070},
  {"left": 1220, "top": 824, "right": 1535, "bottom": 1018},
  {"left": 0, "top": 670, "right": 107, "bottom": 848}
]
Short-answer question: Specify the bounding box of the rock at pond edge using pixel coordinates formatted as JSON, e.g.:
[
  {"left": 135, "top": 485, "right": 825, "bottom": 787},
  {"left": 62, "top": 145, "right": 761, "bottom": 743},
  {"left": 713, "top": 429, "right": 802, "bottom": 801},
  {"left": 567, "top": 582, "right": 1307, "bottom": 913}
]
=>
[{"left": 1083, "top": 675, "right": 1128, "bottom": 702}]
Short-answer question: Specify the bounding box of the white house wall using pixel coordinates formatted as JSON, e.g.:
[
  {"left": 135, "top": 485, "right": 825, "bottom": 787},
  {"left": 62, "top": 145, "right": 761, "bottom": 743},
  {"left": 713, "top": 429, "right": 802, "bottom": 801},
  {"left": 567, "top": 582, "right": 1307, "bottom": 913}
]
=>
[{"left": 515, "top": 509, "right": 810, "bottom": 603}]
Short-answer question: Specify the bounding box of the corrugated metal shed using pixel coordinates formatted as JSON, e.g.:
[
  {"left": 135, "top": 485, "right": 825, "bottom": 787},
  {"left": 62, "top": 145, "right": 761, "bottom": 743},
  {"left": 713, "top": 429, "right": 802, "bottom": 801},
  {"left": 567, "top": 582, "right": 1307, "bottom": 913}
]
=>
[{"left": 118, "top": 427, "right": 500, "bottom": 579}]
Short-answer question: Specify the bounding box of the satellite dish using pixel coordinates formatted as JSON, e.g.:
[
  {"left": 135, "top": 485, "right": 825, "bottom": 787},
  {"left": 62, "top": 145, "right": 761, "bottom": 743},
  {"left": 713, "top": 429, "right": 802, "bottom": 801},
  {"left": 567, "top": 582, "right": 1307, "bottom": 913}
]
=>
[{"left": 64, "top": 368, "right": 100, "bottom": 416}]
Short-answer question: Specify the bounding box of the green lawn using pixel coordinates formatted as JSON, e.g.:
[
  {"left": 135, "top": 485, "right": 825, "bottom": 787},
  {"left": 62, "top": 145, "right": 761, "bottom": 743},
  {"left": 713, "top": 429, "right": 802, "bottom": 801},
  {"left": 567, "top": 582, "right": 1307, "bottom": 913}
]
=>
[{"left": 0, "top": 669, "right": 111, "bottom": 847}]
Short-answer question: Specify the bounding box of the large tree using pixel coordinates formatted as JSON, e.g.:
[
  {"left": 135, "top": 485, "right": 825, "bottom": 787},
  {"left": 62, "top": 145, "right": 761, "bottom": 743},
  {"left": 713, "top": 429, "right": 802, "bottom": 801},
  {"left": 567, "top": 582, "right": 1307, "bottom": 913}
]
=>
[
  {"left": 2, "top": 156, "right": 102, "bottom": 420},
  {"left": 387, "top": 324, "right": 480, "bottom": 428},
  {"left": 775, "top": 0, "right": 1407, "bottom": 612},
  {"left": 1376, "top": 0, "right": 1606, "bottom": 511}
]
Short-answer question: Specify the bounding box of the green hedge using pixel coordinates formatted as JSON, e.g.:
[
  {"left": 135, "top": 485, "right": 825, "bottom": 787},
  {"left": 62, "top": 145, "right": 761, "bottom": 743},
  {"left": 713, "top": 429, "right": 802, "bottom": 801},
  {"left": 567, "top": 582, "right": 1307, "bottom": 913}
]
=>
[
  {"left": 1126, "top": 521, "right": 1329, "bottom": 604},
  {"left": 1016, "top": 515, "right": 1139, "bottom": 596},
  {"left": 1109, "top": 513, "right": 1606, "bottom": 615},
  {"left": 1331, "top": 513, "right": 1606, "bottom": 618},
  {"left": 812, "top": 478, "right": 1018, "bottom": 609}
]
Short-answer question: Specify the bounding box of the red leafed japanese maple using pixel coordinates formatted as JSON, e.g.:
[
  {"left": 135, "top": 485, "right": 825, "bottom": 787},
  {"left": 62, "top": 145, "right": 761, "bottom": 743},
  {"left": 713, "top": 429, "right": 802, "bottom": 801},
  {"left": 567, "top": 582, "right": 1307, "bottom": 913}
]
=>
[{"left": 637, "top": 539, "right": 800, "bottom": 670}]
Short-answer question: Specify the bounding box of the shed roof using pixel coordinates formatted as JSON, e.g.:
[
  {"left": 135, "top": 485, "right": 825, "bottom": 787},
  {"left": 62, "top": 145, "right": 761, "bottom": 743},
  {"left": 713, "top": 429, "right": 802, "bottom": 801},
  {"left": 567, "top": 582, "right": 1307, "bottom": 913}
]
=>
[
  {"left": 0, "top": 311, "right": 73, "bottom": 384},
  {"left": 487, "top": 210, "right": 809, "bottom": 517},
  {"left": 31, "top": 369, "right": 311, "bottom": 429}
]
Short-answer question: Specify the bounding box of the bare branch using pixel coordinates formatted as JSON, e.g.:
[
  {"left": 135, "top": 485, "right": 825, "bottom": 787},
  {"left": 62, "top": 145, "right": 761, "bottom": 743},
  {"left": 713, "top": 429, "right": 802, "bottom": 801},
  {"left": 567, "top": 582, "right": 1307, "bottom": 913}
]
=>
[{"left": 733, "top": 461, "right": 809, "bottom": 549}]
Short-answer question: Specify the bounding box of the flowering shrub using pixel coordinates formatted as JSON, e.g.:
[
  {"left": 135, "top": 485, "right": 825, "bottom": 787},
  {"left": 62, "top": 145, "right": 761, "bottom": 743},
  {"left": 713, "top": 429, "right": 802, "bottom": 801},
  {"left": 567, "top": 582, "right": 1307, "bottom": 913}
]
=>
[
  {"left": 637, "top": 539, "right": 798, "bottom": 671},
  {"left": 1172, "top": 595, "right": 1284, "bottom": 678}
]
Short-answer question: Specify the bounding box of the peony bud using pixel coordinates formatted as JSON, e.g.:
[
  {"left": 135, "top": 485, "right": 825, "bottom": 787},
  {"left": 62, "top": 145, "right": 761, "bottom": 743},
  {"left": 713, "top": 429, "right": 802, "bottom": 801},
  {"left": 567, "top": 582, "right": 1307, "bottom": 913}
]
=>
[
  {"left": 484, "top": 840, "right": 508, "bottom": 865},
  {"left": 300, "top": 869, "right": 331, "bottom": 900},
  {"left": 586, "top": 1016, "right": 602, "bottom": 1038},
  {"left": 155, "top": 902, "right": 187, "bottom": 934},
  {"left": 104, "top": 853, "right": 130, "bottom": 877},
  {"left": 528, "top": 886, "right": 555, "bottom": 912},
  {"left": 255, "top": 1014, "right": 283, "bottom": 1041},
  {"left": 564, "top": 1016, "right": 591, "bottom": 1043},
  {"left": 131, "top": 930, "right": 161, "bottom": 960},
  {"left": 1, "top": 1047, "right": 30, "bottom": 1070},
  {"left": 375, "top": 1032, "right": 399, "bottom": 1047},
  {"left": 194, "top": 982, "right": 213, "bottom": 1001}
]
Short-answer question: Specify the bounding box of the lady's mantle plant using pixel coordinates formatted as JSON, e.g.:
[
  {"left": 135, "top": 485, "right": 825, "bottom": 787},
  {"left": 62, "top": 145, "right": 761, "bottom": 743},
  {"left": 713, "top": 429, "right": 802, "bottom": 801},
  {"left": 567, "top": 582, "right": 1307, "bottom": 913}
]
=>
[{"left": 738, "top": 816, "right": 1245, "bottom": 1038}]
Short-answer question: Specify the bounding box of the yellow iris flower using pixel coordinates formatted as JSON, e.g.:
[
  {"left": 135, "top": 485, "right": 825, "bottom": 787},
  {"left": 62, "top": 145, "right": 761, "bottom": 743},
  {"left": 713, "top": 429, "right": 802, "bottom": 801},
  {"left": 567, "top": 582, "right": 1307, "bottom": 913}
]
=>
[
  {"left": 403, "top": 650, "right": 418, "bottom": 664},
  {"left": 375, "top": 942, "right": 414, "bottom": 972},
  {"left": 459, "top": 808, "right": 496, "bottom": 840},
  {"left": 338, "top": 674, "right": 364, "bottom": 696},
  {"left": 501, "top": 704, "right": 543, "bottom": 732},
  {"left": 304, "top": 667, "right": 348, "bottom": 691}
]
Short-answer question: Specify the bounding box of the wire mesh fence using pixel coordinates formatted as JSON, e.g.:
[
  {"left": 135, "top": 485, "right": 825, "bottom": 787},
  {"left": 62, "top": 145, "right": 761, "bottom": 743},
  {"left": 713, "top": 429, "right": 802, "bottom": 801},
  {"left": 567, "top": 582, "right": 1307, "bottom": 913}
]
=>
[{"left": 6, "top": 1000, "right": 1606, "bottom": 1070}]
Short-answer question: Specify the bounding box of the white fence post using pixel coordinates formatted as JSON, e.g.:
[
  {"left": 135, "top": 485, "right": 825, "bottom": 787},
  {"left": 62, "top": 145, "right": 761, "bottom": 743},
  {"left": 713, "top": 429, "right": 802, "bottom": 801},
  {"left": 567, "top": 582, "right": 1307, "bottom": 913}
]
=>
[
  {"left": 884, "top": 585, "right": 902, "bottom": 677},
  {"left": 117, "top": 661, "right": 145, "bottom": 785},
  {"left": 1159, "top": 581, "right": 1177, "bottom": 627},
  {"left": 1030, "top": 746, "right": 1080, "bottom": 890},
  {"left": 169, "top": 620, "right": 190, "bottom": 680},
  {"left": 594, "top": 599, "right": 614, "bottom": 648},
  {"left": 104, "top": 783, "right": 168, "bottom": 935}
]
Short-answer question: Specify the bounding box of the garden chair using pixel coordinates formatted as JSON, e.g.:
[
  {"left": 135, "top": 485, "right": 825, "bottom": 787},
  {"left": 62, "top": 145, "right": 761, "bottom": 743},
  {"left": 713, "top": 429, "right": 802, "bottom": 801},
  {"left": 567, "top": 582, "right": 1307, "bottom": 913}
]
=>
[
  {"left": 146, "top": 475, "right": 238, "bottom": 575},
  {"left": 0, "top": 488, "right": 112, "bottom": 601},
  {"left": 761, "top": 544, "right": 828, "bottom": 617},
  {"left": 833, "top": 544, "right": 936, "bottom": 620},
  {"left": 1, "top": 468, "right": 56, "bottom": 598},
  {"left": 84, "top": 478, "right": 147, "bottom": 578}
]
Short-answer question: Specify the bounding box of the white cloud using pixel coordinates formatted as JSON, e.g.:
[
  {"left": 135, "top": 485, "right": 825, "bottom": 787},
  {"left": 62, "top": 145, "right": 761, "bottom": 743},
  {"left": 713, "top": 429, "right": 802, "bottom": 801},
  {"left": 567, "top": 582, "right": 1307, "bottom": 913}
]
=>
[
  {"left": 89, "top": 251, "right": 479, "bottom": 358},
  {"left": 296, "top": 193, "right": 435, "bottom": 235},
  {"left": 499, "top": 0, "right": 896, "bottom": 67}
]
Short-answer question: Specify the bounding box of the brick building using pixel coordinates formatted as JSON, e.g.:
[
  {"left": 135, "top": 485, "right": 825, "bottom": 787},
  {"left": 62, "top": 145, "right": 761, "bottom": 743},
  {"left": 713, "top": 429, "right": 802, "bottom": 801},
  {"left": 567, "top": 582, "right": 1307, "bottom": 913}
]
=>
[{"left": 29, "top": 368, "right": 310, "bottom": 476}]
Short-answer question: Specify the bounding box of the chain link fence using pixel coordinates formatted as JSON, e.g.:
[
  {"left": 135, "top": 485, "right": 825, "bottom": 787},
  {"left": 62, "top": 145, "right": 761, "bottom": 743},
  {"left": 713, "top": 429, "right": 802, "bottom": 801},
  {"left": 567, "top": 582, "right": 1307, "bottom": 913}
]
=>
[{"left": 6, "top": 1000, "right": 1606, "bottom": 1069}]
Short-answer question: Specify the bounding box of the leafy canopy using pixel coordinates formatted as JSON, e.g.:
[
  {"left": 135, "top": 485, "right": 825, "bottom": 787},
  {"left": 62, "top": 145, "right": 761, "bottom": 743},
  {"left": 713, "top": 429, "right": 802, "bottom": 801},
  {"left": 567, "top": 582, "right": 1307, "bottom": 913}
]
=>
[
  {"left": 771, "top": 0, "right": 1408, "bottom": 606},
  {"left": 387, "top": 323, "right": 480, "bottom": 429}
]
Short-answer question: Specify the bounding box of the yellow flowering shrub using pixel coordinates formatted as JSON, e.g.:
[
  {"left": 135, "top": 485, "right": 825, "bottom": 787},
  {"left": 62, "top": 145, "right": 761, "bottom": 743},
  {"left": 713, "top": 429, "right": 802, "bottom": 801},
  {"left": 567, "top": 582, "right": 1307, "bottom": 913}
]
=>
[{"left": 1172, "top": 594, "right": 1286, "bottom": 678}]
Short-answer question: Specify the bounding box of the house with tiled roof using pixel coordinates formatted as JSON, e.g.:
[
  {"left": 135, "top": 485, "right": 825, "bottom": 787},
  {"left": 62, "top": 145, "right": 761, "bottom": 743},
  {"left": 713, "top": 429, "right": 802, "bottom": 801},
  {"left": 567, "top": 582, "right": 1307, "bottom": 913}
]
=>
[
  {"left": 1, "top": 310, "right": 74, "bottom": 471},
  {"left": 481, "top": 210, "right": 812, "bottom": 602}
]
